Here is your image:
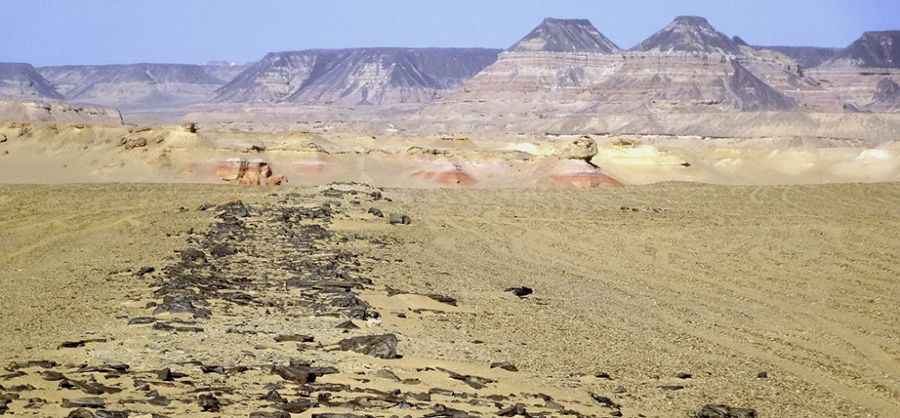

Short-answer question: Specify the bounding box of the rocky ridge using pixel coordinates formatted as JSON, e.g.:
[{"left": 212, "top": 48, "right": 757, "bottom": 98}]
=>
[
  {"left": 432, "top": 15, "right": 798, "bottom": 119},
  {"left": 0, "top": 63, "right": 63, "bottom": 100},
  {"left": 0, "top": 186, "right": 754, "bottom": 417},
  {"left": 38, "top": 64, "right": 230, "bottom": 108},
  {"left": 214, "top": 48, "right": 501, "bottom": 105},
  {"left": 823, "top": 31, "right": 900, "bottom": 68}
]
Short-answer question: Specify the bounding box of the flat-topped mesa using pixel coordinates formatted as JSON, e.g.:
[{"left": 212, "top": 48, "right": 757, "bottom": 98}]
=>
[
  {"left": 38, "top": 63, "right": 230, "bottom": 108},
  {"left": 0, "top": 63, "right": 63, "bottom": 100},
  {"left": 826, "top": 31, "right": 900, "bottom": 68},
  {"left": 509, "top": 18, "right": 620, "bottom": 53},
  {"left": 636, "top": 15, "right": 740, "bottom": 55},
  {"left": 214, "top": 48, "right": 500, "bottom": 105}
]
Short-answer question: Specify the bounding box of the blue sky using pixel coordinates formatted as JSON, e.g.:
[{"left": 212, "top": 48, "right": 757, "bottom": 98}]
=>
[{"left": 2, "top": 0, "right": 898, "bottom": 66}]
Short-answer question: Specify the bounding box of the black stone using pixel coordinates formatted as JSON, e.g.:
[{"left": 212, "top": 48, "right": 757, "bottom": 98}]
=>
[
  {"left": 274, "top": 334, "right": 315, "bottom": 343},
  {"left": 336, "top": 334, "right": 399, "bottom": 359},
  {"left": 388, "top": 214, "right": 411, "bottom": 225},
  {"left": 490, "top": 362, "right": 518, "bottom": 372},
  {"left": 696, "top": 404, "right": 758, "bottom": 418},
  {"left": 198, "top": 393, "right": 221, "bottom": 412},
  {"left": 62, "top": 398, "right": 106, "bottom": 409},
  {"left": 498, "top": 403, "right": 528, "bottom": 416},
  {"left": 590, "top": 393, "right": 620, "bottom": 409},
  {"left": 250, "top": 412, "right": 291, "bottom": 418},
  {"left": 67, "top": 409, "right": 96, "bottom": 418},
  {"left": 505, "top": 287, "right": 534, "bottom": 298}
]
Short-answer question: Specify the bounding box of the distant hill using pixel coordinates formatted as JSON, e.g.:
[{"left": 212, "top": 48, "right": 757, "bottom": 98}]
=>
[
  {"left": 509, "top": 18, "right": 620, "bottom": 53},
  {"left": 0, "top": 63, "right": 63, "bottom": 100},
  {"left": 213, "top": 48, "right": 500, "bottom": 105},
  {"left": 635, "top": 16, "right": 740, "bottom": 55},
  {"left": 754, "top": 46, "right": 841, "bottom": 69},
  {"left": 824, "top": 31, "right": 900, "bottom": 68},
  {"left": 38, "top": 63, "right": 227, "bottom": 108}
]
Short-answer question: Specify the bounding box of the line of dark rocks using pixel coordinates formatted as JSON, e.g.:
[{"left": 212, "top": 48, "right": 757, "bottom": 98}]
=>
[{"left": 1, "top": 184, "right": 759, "bottom": 417}]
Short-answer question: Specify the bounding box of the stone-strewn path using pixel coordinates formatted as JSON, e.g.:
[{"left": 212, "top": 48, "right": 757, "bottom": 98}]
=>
[{"left": 1, "top": 184, "right": 755, "bottom": 418}]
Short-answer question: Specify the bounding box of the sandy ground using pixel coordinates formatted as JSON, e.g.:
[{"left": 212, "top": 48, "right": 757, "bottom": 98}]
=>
[
  {"left": 1, "top": 183, "right": 898, "bottom": 417},
  {"left": 1, "top": 123, "right": 899, "bottom": 188}
]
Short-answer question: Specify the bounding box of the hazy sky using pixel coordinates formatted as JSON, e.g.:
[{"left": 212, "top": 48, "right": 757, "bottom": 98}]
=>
[{"left": 2, "top": 0, "right": 898, "bottom": 66}]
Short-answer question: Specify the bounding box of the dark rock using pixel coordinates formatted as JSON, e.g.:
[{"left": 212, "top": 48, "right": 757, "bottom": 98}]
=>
[
  {"left": 277, "top": 398, "right": 315, "bottom": 413},
  {"left": 441, "top": 368, "right": 494, "bottom": 390},
  {"left": 198, "top": 202, "right": 214, "bottom": 211},
  {"left": 41, "top": 370, "right": 66, "bottom": 382},
  {"left": 155, "top": 368, "right": 188, "bottom": 382},
  {"left": 95, "top": 411, "right": 129, "bottom": 418},
  {"left": 67, "top": 379, "right": 121, "bottom": 395},
  {"left": 146, "top": 391, "right": 170, "bottom": 407},
  {"left": 388, "top": 214, "right": 411, "bottom": 225},
  {"left": 23, "top": 397, "right": 47, "bottom": 409},
  {"left": 179, "top": 248, "right": 207, "bottom": 264},
  {"left": 757, "top": 371, "right": 768, "bottom": 379},
  {"left": 595, "top": 371, "right": 612, "bottom": 379},
  {"left": 423, "top": 404, "right": 480, "bottom": 418},
  {"left": 217, "top": 200, "right": 251, "bottom": 218},
  {"left": 151, "top": 322, "right": 204, "bottom": 333},
  {"left": 260, "top": 389, "right": 285, "bottom": 403},
  {"left": 250, "top": 412, "right": 291, "bottom": 418},
  {"left": 337, "top": 334, "right": 399, "bottom": 359},
  {"left": 613, "top": 385, "right": 627, "bottom": 394},
  {"left": 7, "top": 360, "right": 57, "bottom": 370},
  {"left": 62, "top": 398, "right": 106, "bottom": 408},
  {"left": 135, "top": 266, "right": 155, "bottom": 277},
  {"left": 0, "top": 371, "right": 26, "bottom": 380},
  {"left": 659, "top": 384, "right": 685, "bottom": 391},
  {"left": 505, "top": 287, "right": 534, "bottom": 298},
  {"left": 251, "top": 412, "right": 291, "bottom": 418},
  {"left": 373, "top": 369, "right": 401, "bottom": 381},
  {"left": 498, "top": 403, "right": 528, "bottom": 416},
  {"left": 127, "top": 317, "right": 156, "bottom": 325},
  {"left": 677, "top": 372, "right": 693, "bottom": 379},
  {"left": 272, "top": 362, "right": 338, "bottom": 384},
  {"left": 696, "top": 404, "right": 758, "bottom": 418},
  {"left": 311, "top": 414, "right": 375, "bottom": 418},
  {"left": 274, "top": 334, "right": 315, "bottom": 343},
  {"left": 153, "top": 295, "right": 211, "bottom": 319},
  {"left": 426, "top": 294, "right": 458, "bottom": 306},
  {"left": 490, "top": 362, "right": 518, "bottom": 372},
  {"left": 210, "top": 243, "right": 237, "bottom": 257},
  {"left": 198, "top": 393, "right": 220, "bottom": 412},
  {"left": 367, "top": 208, "right": 384, "bottom": 218},
  {"left": 200, "top": 365, "right": 226, "bottom": 374},
  {"left": 335, "top": 320, "right": 360, "bottom": 330},
  {"left": 67, "top": 409, "right": 97, "bottom": 418},
  {"left": 59, "top": 339, "right": 107, "bottom": 349},
  {"left": 590, "top": 393, "right": 620, "bottom": 409}
]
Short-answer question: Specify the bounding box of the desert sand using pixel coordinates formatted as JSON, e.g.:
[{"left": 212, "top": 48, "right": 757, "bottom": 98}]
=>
[{"left": 1, "top": 182, "right": 898, "bottom": 417}]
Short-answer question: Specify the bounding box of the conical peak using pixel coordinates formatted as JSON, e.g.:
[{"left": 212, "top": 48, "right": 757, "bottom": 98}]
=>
[
  {"left": 672, "top": 16, "right": 712, "bottom": 26},
  {"left": 510, "top": 17, "right": 620, "bottom": 53},
  {"left": 636, "top": 15, "right": 739, "bottom": 55}
]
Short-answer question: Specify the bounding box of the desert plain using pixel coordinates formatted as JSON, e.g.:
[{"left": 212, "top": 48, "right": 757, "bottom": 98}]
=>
[{"left": 2, "top": 10, "right": 900, "bottom": 418}]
